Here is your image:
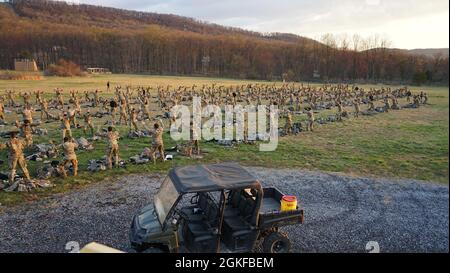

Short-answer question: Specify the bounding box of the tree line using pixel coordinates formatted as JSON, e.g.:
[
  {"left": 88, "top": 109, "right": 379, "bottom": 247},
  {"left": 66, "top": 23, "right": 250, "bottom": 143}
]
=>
[{"left": 0, "top": 0, "right": 448, "bottom": 85}]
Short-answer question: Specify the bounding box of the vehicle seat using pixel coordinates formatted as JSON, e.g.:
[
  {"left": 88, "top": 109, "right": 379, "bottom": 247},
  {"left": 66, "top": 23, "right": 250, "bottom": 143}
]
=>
[
  {"left": 222, "top": 195, "right": 257, "bottom": 251},
  {"left": 183, "top": 194, "right": 219, "bottom": 253},
  {"left": 224, "top": 190, "right": 242, "bottom": 217}
]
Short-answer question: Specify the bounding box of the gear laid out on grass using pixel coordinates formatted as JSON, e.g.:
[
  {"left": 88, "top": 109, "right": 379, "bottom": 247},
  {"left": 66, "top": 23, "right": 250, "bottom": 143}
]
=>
[
  {"left": 75, "top": 137, "right": 94, "bottom": 150},
  {"left": 1, "top": 178, "right": 54, "bottom": 192},
  {"left": 87, "top": 157, "right": 126, "bottom": 172},
  {"left": 127, "top": 130, "right": 152, "bottom": 139}
]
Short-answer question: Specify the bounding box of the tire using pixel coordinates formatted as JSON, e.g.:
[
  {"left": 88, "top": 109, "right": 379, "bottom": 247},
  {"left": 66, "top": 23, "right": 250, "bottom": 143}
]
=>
[
  {"left": 135, "top": 244, "right": 168, "bottom": 253},
  {"left": 262, "top": 232, "right": 291, "bottom": 253}
]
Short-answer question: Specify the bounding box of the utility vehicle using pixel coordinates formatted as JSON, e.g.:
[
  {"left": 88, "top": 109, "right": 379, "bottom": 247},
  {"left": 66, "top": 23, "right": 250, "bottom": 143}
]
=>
[{"left": 129, "top": 162, "right": 304, "bottom": 253}]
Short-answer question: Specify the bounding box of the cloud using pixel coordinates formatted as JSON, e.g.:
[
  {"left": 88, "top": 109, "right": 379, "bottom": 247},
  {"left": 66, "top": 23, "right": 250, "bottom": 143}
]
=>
[{"left": 62, "top": 0, "right": 449, "bottom": 48}]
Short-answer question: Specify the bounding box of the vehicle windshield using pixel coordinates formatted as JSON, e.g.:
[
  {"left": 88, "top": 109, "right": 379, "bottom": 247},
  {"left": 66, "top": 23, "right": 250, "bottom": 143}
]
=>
[{"left": 154, "top": 176, "right": 180, "bottom": 225}]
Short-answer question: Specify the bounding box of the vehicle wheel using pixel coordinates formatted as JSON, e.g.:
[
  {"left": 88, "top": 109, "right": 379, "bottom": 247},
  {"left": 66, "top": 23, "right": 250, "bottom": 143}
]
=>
[
  {"left": 134, "top": 244, "right": 168, "bottom": 253},
  {"left": 262, "top": 232, "right": 291, "bottom": 253}
]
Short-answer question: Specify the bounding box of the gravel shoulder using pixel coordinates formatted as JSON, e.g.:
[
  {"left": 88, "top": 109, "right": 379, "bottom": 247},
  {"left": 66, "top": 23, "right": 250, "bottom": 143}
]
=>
[{"left": 0, "top": 167, "right": 448, "bottom": 253}]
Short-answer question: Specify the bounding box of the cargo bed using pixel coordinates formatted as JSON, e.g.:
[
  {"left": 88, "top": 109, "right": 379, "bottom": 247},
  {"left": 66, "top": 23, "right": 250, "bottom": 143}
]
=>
[{"left": 258, "top": 187, "right": 304, "bottom": 229}]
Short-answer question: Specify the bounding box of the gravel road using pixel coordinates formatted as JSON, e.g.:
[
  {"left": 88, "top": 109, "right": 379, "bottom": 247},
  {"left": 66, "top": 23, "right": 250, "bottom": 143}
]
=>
[{"left": 0, "top": 167, "right": 448, "bottom": 253}]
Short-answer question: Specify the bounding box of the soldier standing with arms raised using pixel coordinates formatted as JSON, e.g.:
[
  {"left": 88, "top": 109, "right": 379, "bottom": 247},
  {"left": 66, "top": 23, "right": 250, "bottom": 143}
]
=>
[
  {"left": 149, "top": 119, "right": 165, "bottom": 163},
  {"left": 106, "top": 126, "right": 120, "bottom": 169},
  {"left": 0, "top": 131, "right": 31, "bottom": 183}
]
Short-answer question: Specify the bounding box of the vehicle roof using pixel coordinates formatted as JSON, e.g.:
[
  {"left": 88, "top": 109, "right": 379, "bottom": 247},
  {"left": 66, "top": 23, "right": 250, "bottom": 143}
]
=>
[{"left": 168, "top": 162, "right": 261, "bottom": 193}]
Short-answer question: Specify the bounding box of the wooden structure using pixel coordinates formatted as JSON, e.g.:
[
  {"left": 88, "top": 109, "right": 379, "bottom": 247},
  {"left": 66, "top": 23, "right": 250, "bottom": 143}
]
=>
[
  {"left": 86, "top": 67, "right": 111, "bottom": 74},
  {"left": 14, "top": 59, "right": 39, "bottom": 72}
]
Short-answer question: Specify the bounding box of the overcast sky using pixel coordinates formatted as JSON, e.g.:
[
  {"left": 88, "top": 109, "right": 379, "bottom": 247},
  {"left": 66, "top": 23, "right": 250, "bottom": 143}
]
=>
[{"left": 65, "top": 0, "right": 449, "bottom": 49}]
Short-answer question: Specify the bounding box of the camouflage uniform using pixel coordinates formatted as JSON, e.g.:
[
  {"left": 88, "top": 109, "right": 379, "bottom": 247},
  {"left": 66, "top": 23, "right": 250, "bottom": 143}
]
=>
[
  {"left": 93, "top": 90, "right": 100, "bottom": 107},
  {"left": 7, "top": 90, "right": 16, "bottom": 107},
  {"left": 0, "top": 101, "right": 5, "bottom": 121},
  {"left": 368, "top": 95, "right": 375, "bottom": 111},
  {"left": 68, "top": 108, "right": 77, "bottom": 127},
  {"left": 21, "top": 107, "right": 33, "bottom": 124},
  {"left": 119, "top": 103, "right": 128, "bottom": 125},
  {"left": 413, "top": 95, "right": 420, "bottom": 108},
  {"left": 20, "top": 92, "right": 31, "bottom": 108},
  {"left": 384, "top": 97, "right": 391, "bottom": 112},
  {"left": 336, "top": 102, "right": 344, "bottom": 121},
  {"left": 40, "top": 99, "right": 51, "bottom": 120},
  {"left": 56, "top": 90, "right": 64, "bottom": 109},
  {"left": 17, "top": 121, "right": 34, "bottom": 147},
  {"left": 423, "top": 93, "right": 428, "bottom": 104},
  {"left": 0, "top": 135, "right": 31, "bottom": 183},
  {"left": 60, "top": 115, "right": 72, "bottom": 139},
  {"left": 61, "top": 139, "right": 78, "bottom": 177},
  {"left": 353, "top": 99, "right": 360, "bottom": 118},
  {"left": 129, "top": 109, "right": 139, "bottom": 132},
  {"left": 150, "top": 122, "right": 165, "bottom": 163},
  {"left": 83, "top": 111, "right": 95, "bottom": 136},
  {"left": 106, "top": 131, "right": 120, "bottom": 169},
  {"left": 284, "top": 111, "right": 293, "bottom": 135},
  {"left": 307, "top": 109, "right": 315, "bottom": 131}
]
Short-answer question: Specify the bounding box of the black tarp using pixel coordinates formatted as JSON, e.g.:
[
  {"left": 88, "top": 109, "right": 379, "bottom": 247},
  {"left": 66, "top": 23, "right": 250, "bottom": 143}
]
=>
[{"left": 168, "top": 162, "right": 261, "bottom": 193}]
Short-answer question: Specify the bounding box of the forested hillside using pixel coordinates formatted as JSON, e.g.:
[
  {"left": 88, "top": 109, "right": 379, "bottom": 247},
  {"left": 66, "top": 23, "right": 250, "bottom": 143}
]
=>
[{"left": 0, "top": 0, "right": 448, "bottom": 84}]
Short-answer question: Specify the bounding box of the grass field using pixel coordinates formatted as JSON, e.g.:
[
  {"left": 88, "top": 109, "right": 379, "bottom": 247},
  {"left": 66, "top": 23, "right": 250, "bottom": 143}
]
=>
[{"left": 0, "top": 74, "right": 448, "bottom": 206}]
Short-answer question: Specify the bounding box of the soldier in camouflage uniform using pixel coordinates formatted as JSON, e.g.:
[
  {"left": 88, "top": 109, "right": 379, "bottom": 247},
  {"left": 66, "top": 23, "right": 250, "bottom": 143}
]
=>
[
  {"left": 0, "top": 100, "right": 5, "bottom": 121},
  {"left": 82, "top": 110, "right": 95, "bottom": 136},
  {"left": 368, "top": 95, "right": 375, "bottom": 111},
  {"left": 93, "top": 90, "right": 100, "bottom": 107},
  {"left": 118, "top": 100, "right": 128, "bottom": 125},
  {"left": 0, "top": 131, "right": 31, "bottom": 183},
  {"left": 60, "top": 112, "right": 72, "bottom": 140},
  {"left": 284, "top": 111, "right": 293, "bottom": 135},
  {"left": 384, "top": 96, "right": 391, "bottom": 112},
  {"left": 129, "top": 108, "right": 139, "bottom": 132},
  {"left": 413, "top": 95, "right": 420, "bottom": 108},
  {"left": 67, "top": 106, "right": 78, "bottom": 127},
  {"left": 353, "top": 99, "right": 360, "bottom": 118},
  {"left": 6, "top": 90, "right": 16, "bottom": 107},
  {"left": 40, "top": 98, "right": 51, "bottom": 120},
  {"left": 19, "top": 91, "right": 32, "bottom": 108},
  {"left": 106, "top": 126, "right": 120, "bottom": 169},
  {"left": 149, "top": 119, "right": 165, "bottom": 163},
  {"left": 59, "top": 137, "right": 79, "bottom": 177},
  {"left": 306, "top": 108, "right": 315, "bottom": 132},
  {"left": 55, "top": 89, "right": 64, "bottom": 109},
  {"left": 16, "top": 119, "right": 34, "bottom": 147},
  {"left": 20, "top": 105, "right": 34, "bottom": 124}
]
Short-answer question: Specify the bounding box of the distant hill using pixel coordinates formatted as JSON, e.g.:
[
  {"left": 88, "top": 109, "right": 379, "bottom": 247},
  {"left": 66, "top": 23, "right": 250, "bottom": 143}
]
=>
[
  {"left": 1, "top": 0, "right": 318, "bottom": 46},
  {"left": 407, "top": 48, "right": 449, "bottom": 58},
  {"left": 363, "top": 47, "right": 449, "bottom": 58},
  {"left": 0, "top": 0, "right": 448, "bottom": 84}
]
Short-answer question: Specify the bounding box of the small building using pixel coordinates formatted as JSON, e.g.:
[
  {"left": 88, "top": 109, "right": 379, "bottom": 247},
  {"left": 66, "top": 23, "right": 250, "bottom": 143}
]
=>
[
  {"left": 86, "top": 67, "right": 111, "bottom": 74},
  {"left": 14, "top": 59, "right": 38, "bottom": 72}
]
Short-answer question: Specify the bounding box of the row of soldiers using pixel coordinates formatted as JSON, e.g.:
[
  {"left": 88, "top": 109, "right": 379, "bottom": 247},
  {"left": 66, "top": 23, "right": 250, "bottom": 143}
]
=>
[
  {"left": 1, "top": 83, "right": 428, "bottom": 185},
  {"left": 1, "top": 84, "right": 429, "bottom": 130}
]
